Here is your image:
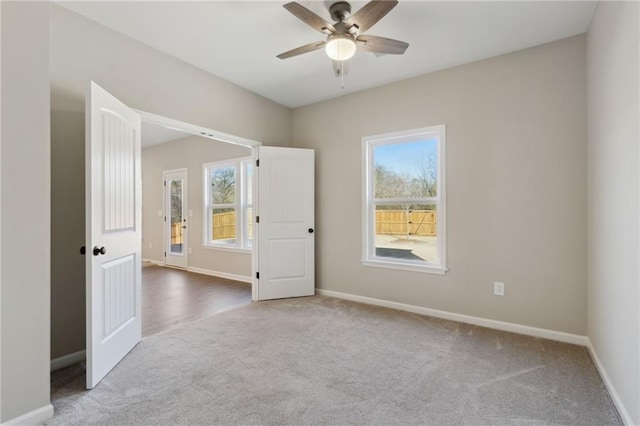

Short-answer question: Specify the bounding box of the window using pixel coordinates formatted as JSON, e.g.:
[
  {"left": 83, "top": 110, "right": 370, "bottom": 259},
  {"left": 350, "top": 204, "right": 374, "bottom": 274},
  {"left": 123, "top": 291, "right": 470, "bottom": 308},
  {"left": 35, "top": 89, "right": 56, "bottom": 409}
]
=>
[
  {"left": 203, "top": 157, "right": 253, "bottom": 251},
  {"left": 362, "top": 125, "right": 446, "bottom": 274}
]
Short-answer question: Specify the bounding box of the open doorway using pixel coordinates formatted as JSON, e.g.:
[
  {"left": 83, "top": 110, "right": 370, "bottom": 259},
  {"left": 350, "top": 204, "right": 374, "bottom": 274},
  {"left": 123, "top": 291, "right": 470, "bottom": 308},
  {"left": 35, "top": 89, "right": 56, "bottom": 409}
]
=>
[
  {"left": 140, "top": 118, "right": 255, "bottom": 337},
  {"left": 51, "top": 83, "right": 314, "bottom": 392}
]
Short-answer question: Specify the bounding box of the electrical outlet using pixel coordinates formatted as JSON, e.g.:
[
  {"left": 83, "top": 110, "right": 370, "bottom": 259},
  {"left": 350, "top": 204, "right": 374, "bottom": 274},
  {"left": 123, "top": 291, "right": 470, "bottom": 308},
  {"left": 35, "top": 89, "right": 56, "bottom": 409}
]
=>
[
  {"left": 157, "top": 210, "right": 162, "bottom": 217},
  {"left": 494, "top": 281, "right": 505, "bottom": 296},
  {"left": 188, "top": 247, "right": 192, "bottom": 254},
  {"left": 148, "top": 242, "right": 152, "bottom": 249}
]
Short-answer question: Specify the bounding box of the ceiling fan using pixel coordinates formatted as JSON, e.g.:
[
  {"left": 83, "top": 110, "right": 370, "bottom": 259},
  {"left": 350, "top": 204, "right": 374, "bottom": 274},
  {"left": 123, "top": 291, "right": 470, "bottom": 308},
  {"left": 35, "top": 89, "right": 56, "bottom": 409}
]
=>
[{"left": 277, "top": 0, "right": 409, "bottom": 73}]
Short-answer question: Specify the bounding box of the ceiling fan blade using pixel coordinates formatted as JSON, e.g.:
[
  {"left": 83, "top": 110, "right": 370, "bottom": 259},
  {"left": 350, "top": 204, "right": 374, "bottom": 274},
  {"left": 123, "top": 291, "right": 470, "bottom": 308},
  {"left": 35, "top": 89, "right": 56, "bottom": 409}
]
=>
[
  {"left": 277, "top": 41, "right": 326, "bottom": 59},
  {"left": 356, "top": 35, "right": 408, "bottom": 55},
  {"left": 332, "top": 60, "right": 349, "bottom": 77},
  {"left": 283, "top": 2, "right": 336, "bottom": 34},
  {"left": 348, "top": 0, "right": 398, "bottom": 34}
]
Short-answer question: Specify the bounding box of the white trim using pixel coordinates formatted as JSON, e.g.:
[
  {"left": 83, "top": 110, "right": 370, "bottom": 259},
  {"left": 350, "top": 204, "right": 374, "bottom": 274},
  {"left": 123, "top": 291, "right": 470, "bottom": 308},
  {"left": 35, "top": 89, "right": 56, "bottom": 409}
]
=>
[
  {"left": 1, "top": 404, "right": 54, "bottom": 426},
  {"left": 142, "top": 258, "right": 164, "bottom": 266},
  {"left": 203, "top": 157, "right": 253, "bottom": 251},
  {"left": 362, "top": 125, "right": 447, "bottom": 273},
  {"left": 316, "top": 289, "right": 588, "bottom": 346},
  {"left": 50, "top": 349, "right": 86, "bottom": 372},
  {"left": 134, "top": 109, "right": 260, "bottom": 148},
  {"left": 251, "top": 148, "right": 259, "bottom": 302},
  {"left": 187, "top": 266, "right": 252, "bottom": 284},
  {"left": 361, "top": 259, "right": 447, "bottom": 275},
  {"left": 201, "top": 245, "right": 252, "bottom": 255},
  {"left": 586, "top": 340, "right": 634, "bottom": 426}
]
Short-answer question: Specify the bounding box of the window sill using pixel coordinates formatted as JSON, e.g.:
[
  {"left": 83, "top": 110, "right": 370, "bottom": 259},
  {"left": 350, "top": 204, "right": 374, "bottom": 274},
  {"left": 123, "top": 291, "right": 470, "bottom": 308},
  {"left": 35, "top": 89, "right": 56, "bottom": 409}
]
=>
[
  {"left": 202, "top": 245, "right": 252, "bottom": 254},
  {"left": 361, "top": 259, "right": 447, "bottom": 275}
]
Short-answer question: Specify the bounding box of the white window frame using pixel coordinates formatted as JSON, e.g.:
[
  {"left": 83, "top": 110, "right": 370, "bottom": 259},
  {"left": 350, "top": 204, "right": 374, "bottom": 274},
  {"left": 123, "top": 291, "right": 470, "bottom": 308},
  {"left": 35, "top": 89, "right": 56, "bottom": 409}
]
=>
[
  {"left": 203, "top": 157, "right": 252, "bottom": 252},
  {"left": 362, "top": 125, "right": 447, "bottom": 274},
  {"left": 240, "top": 158, "right": 253, "bottom": 249}
]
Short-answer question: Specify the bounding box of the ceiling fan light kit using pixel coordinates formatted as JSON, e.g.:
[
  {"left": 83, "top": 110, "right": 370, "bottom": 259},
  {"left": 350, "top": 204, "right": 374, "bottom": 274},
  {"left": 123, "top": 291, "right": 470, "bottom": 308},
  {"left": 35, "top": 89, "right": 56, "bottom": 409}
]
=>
[
  {"left": 325, "top": 34, "right": 357, "bottom": 61},
  {"left": 277, "top": 0, "right": 409, "bottom": 78}
]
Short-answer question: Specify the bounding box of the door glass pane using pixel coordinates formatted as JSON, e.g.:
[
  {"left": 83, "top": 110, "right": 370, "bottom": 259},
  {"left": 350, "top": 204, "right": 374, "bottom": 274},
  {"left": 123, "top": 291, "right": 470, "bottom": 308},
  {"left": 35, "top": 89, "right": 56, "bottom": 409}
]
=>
[
  {"left": 373, "top": 139, "right": 438, "bottom": 199},
  {"left": 212, "top": 207, "right": 236, "bottom": 245},
  {"left": 374, "top": 204, "right": 437, "bottom": 263},
  {"left": 170, "top": 179, "right": 184, "bottom": 255}
]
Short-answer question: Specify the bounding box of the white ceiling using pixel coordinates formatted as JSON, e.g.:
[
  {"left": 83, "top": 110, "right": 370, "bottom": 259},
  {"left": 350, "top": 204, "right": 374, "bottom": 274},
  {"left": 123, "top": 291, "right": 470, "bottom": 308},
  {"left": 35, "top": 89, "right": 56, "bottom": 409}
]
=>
[{"left": 57, "top": 1, "right": 596, "bottom": 108}]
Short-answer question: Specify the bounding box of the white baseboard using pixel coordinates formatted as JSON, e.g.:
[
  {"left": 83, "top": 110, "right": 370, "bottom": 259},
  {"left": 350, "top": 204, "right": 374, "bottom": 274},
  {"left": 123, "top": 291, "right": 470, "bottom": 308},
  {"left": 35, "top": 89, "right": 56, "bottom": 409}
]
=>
[
  {"left": 50, "top": 349, "right": 86, "bottom": 372},
  {"left": 586, "top": 340, "right": 634, "bottom": 426},
  {"left": 187, "top": 266, "right": 252, "bottom": 284},
  {"left": 142, "top": 260, "right": 251, "bottom": 284},
  {"left": 2, "top": 404, "right": 54, "bottom": 425},
  {"left": 316, "top": 289, "right": 588, "bottom": 346}
]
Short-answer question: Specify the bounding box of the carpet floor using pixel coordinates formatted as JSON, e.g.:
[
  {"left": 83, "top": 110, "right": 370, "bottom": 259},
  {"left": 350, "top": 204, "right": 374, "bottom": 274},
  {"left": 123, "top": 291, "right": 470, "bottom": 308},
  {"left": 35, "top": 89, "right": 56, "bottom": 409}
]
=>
[{"left": 48, "top": 296, "right": 621, "bottom": 425}]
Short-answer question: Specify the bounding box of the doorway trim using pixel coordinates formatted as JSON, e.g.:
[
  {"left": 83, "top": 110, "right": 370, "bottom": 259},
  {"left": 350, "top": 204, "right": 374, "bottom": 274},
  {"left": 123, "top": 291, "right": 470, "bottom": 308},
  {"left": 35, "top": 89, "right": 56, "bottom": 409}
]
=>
[
  {"left": 136, "top": 109, "right": 261, "bottom": 301},
  {"left": 135, "top": 109, "right": 261, "bottom": 148}
]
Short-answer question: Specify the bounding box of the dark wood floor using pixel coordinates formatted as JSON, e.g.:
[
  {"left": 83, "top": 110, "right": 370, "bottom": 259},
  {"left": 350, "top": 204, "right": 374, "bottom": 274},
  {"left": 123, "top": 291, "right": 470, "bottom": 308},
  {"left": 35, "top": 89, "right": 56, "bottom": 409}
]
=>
[{"left": 142, "top": 265, "right": 252, "bottom": 337}]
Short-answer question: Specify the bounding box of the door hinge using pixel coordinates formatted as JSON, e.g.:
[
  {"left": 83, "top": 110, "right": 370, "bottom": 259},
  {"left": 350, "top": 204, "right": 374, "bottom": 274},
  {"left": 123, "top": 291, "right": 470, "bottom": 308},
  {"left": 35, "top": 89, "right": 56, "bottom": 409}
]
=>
[
  {"left": 164, "top": 251, "right": 166, "bottom": 257},
  {"left": 256, "top": 272, "right": 260, "bottom": 279},
  {"left": 256, "top": 159, "right": 259, "bottom": 167},
  {"left": 164, "top": 216, "right": 166, "bottom": 222},
  {"left": 164, "top": 181, "right": 166, "bottom": 187},
  {"left": 256, "top": 216, "right": 259, "bottom": 223}
]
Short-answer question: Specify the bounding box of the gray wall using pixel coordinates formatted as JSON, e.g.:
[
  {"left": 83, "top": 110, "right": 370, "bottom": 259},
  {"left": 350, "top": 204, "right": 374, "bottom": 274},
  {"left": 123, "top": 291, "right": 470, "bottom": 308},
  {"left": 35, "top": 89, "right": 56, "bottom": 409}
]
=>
[
  {"left": 50, "top": 5, "right": 291, "bottom": 360},
  {"left": 142, "top": 137, "right": 252, "bottom": 277},
  {"left": 50, "top": 4, "right": 291, "bottom": 146},
  {"left": 587, "top": 2, "right": 639, "bottom": 424},
  {"left": 50, "top": 110, "right": 85, "bottom": 360},
  {"left": 292, "top": 35, "right": 588, "bottom": 335},
  {"left": 1, "top": 1, "right": 51, "bottom": 422}
]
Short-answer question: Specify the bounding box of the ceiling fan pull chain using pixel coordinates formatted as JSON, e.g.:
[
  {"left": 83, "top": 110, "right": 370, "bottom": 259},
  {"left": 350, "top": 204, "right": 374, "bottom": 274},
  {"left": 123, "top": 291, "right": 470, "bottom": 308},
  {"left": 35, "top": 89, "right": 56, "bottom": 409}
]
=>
[{"left": 341, "top": 61, "right": 345, "bottom": 89}]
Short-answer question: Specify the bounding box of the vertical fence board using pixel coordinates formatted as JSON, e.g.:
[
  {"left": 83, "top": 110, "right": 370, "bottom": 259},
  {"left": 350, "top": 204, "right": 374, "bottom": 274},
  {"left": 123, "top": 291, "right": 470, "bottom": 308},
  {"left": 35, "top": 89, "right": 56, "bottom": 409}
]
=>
[{"left": 375, "top": 210, "right": 437, "bottom": 236}]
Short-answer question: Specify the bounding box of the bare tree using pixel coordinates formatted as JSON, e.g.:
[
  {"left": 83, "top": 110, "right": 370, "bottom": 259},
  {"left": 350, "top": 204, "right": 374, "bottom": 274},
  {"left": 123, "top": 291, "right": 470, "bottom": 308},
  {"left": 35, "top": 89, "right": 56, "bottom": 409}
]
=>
[
  {"left": 413, "top": 152, "right": 437, "bottom": 197},
  {"left": 375, "top": 155, "right": 437, "bottom": 240},
  {"left": 170, "top": 180, "right": 182, "bottom": 225},
  {"left": 211, "top": 168, "right": 235, "bottom": 206}
]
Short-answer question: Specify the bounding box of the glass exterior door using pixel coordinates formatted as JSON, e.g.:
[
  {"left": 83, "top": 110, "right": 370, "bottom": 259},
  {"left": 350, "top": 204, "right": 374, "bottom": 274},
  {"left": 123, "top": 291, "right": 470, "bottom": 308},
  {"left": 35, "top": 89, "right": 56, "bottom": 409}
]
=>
[{"left": 164, "top": 170, "right": 188, "bottom": 268}]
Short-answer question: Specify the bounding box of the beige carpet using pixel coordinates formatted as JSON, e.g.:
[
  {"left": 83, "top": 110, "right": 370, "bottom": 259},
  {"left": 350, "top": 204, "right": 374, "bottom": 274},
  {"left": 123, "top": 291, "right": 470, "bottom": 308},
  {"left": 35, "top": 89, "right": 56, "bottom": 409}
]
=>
[{"left": 48, "top": 296, "right": 621, "bottom": 425}]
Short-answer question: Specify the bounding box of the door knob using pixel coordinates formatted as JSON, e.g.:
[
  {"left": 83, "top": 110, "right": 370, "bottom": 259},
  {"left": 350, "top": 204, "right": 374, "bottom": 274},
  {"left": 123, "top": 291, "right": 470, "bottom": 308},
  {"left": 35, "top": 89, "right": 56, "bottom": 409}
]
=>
[
  {"left": 80, "top": 246, "right": 86, "bottom": 255},
  {"left": 308, "top": 228, "right": 314, "bottom": 233},
  {"left": 93, "top": 246, "right": 106, "bottom": 256}
]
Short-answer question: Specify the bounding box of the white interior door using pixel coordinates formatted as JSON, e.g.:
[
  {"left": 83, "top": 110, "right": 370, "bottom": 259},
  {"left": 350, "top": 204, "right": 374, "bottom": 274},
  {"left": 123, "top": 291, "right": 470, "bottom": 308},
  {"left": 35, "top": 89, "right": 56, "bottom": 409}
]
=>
[
  {"left": 86, "top": 82, "right": 142, "bottom": 389},
  {"left": 256, "top": 147, "right": 315, "bottom": 300},
  {"left": 164, "top": 169, "right": 188, "bottom": 268}
]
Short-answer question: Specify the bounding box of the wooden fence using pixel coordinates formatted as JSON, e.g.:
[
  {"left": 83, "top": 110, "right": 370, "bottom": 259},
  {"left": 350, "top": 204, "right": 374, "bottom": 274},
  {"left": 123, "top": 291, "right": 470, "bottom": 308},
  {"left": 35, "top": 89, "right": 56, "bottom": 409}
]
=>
[
  {"left": 212, "top": 211, "right": 237, "bottom": 240},
  {"left": 171, "top": 223, "right": 184, "bottom": 244},
  {"left": 172, "top": 210, "right": 433, "bottom": 242},
  {"left": 376, "top": 209, "right": 436, "bottom": 236}
]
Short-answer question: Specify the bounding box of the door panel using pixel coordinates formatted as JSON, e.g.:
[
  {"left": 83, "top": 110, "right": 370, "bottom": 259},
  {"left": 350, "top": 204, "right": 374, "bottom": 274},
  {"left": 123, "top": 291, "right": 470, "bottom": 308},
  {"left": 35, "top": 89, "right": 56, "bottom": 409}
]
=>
[
  {"left": 257, "top": 147, "right": 314, "bottom": 300},
  {"left": 86, "top": 82, "right": 142, "bottom": 389},
  {"left": 102, "top": 255, "right": 136, "bottom": 338},
  {"left": 103, "top": 112, "right": 136, "bottom": 232}
]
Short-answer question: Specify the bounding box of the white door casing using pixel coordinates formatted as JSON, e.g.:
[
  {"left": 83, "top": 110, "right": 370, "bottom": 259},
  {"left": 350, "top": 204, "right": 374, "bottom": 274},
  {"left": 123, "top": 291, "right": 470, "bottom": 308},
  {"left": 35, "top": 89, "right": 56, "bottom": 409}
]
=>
[
  {"left": 256, "top": 147, "right": 315, "bottom": 300},
  {"left": 86, "top": 82, "right": 142, "bottom": 389},
  {"left": 164, "top": 169, "right": 188, "bottom": 268}
]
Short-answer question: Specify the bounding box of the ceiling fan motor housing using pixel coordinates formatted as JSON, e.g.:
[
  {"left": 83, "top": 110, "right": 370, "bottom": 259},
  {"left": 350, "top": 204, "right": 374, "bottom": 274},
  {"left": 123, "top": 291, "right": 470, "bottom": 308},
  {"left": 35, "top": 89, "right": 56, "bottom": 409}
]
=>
[{"left": 329, "top": 2, "right": 352, "bottom": 22}]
